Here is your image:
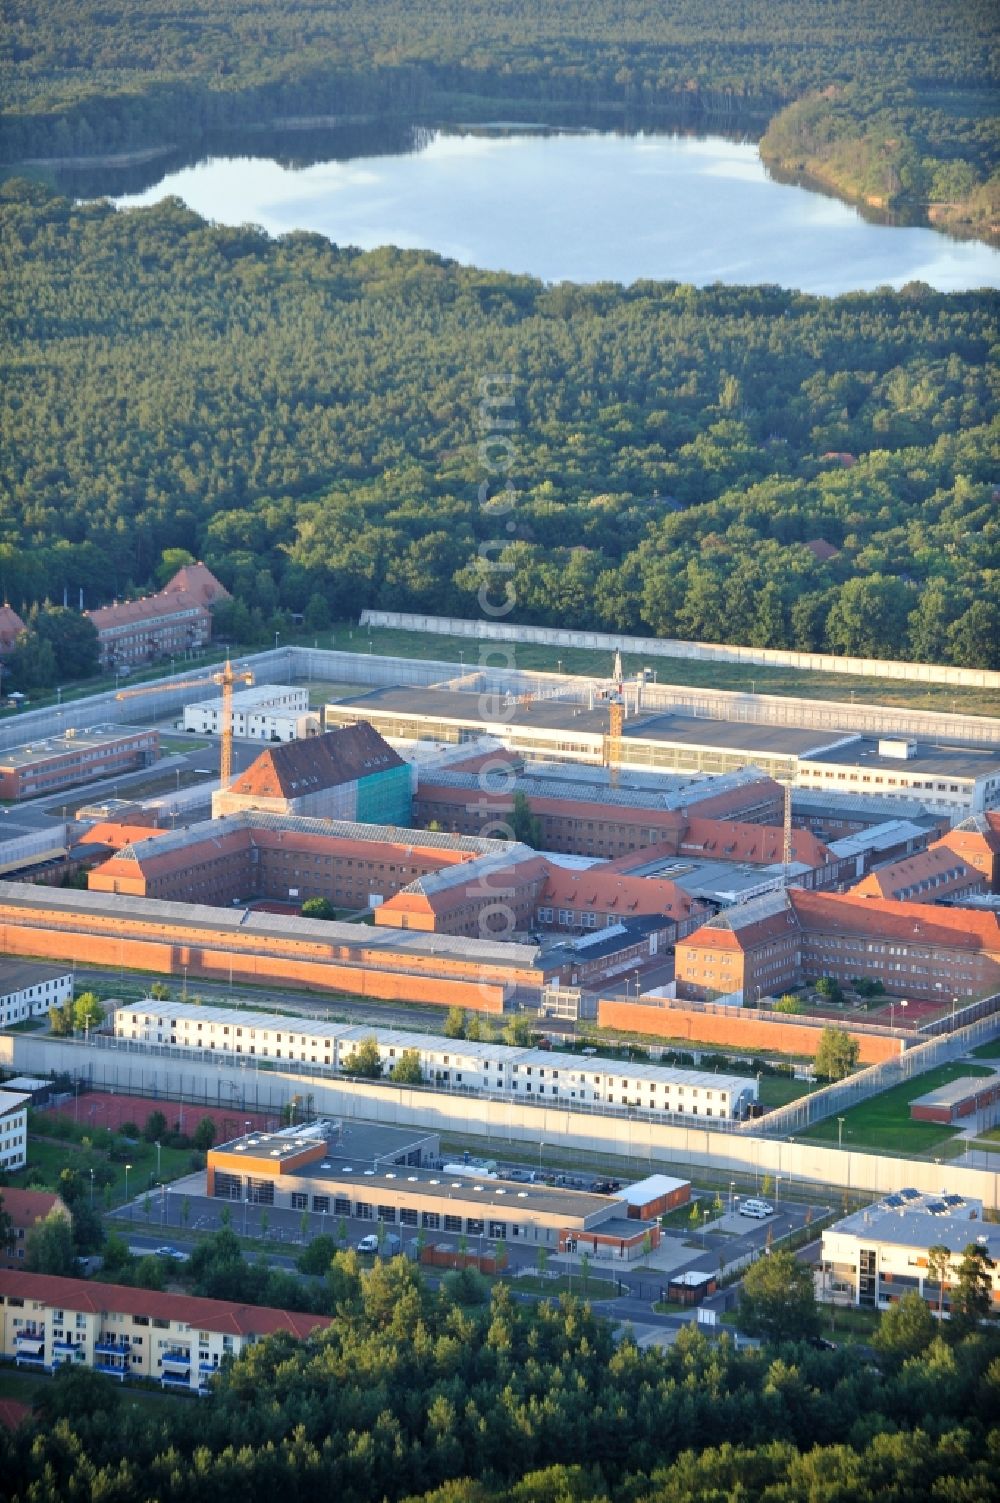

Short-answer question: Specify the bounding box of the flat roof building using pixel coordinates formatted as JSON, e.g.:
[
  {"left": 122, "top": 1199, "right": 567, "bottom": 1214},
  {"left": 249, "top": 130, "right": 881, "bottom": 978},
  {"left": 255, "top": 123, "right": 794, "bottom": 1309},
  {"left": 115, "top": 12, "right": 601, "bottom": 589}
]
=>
[
  {"left": 183, "top": 684, "right": 319, "bottom": 743},
  {"left": 0, "top": 726, "right": 159, "bottom": 802},
  {"left": 909, "top": 1076, "right": 1000, "bottom": 1125},
  {"left": 206, "top": 1127, "right": 662, "bottom": 1259},
  {"left": 330, "top": 687, "right": 1000, "bottom": 817},
  {"left": 821, "top": 1202, "right": 1000, "bottom": 1316}
]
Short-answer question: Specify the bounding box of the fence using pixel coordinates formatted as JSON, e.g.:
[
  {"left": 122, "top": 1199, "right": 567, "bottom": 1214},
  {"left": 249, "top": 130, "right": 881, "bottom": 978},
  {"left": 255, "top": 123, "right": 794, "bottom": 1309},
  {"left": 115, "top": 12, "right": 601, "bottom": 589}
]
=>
[
  {"left": 360, "top": 610, "right": 1000, "bottom": 691},
  {"left": 7, "top": 1030, "right": 999, "bottom": 1205},
  {"left": 757, "top": 1005, "right": 1000, "bottom": 1137}
]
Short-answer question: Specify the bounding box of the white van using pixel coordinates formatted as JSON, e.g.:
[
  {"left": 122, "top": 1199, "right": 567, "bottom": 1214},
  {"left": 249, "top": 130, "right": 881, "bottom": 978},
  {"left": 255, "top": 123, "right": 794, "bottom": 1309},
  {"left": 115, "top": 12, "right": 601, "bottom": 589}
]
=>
[
  {"left": 739, "top": 1199, "right": 774, "bottom": 1219},
  {"left": 357, "top": 1233, "right": 380, "bottom": 1253}
]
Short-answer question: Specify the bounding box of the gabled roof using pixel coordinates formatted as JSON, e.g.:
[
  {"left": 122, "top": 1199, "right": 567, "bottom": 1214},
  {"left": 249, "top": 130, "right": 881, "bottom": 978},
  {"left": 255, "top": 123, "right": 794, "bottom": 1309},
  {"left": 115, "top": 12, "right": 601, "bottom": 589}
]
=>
[
  {"left": 790, "top": 888, "right": 1000, "bottom": 953},
  {"left": 86, "top": 590, "right": 209, "bottom": 631},
  {"left": 538, "top": 864, "right": 699, "bottom": 920},
  {"left": 0, "top": 1188, "right": 69, "bottom": 1225},
  {"left": 803, "top": 537, "right": 840, "bottom": 561},
  {"left": 227, "top": 722, "right": 404, "bottom": 800},
  {"left": 161, "top": 562, "right": 231, "bottom": 607},
  {"left": 678, "top": 817, "right": 832, "bottom": 867},
  {"left": 0, "top": 605, "right": 26, "bottom": 652},
  {"left": 0, "top": 1270, "right": 332, "bottom": 1341},
  {"left": 849, "top": 846, "right": 981, "bottom": 902}
]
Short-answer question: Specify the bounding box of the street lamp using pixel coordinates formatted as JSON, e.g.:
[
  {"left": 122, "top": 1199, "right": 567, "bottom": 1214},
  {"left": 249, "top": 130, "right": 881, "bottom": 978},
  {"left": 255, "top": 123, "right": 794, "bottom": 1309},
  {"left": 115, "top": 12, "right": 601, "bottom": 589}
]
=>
[
  {"left": 538, "top": 1141, "right": 544, "bottom": 1173},
  {"left": 837, "top": 1116, "right": 845, "bottom": 1150},
  {"left": 155, "top": 1140, "right": 161, "bottom": 1178},
  {"left": 274, "top": 631, "right": 280, "bottom": 652},
  {"left": 729, "top": 1180, "right": 735, "bottom": 1214},
  {"left": 89, "top": 1168, "right": 95, "bottom": 1206},
  {"left": 124, "top": 1163, "right": 132, "bottom": 1214}
]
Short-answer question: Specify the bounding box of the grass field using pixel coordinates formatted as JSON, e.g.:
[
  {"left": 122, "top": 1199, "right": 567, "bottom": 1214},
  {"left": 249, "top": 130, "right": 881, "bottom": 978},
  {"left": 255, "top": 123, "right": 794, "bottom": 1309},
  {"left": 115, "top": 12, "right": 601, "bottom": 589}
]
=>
[
  {"left": 13, "top": 1127, "right": 196, "bottom": 1203},
  {"left": 801, "top": 1062, "right": 995, "bottom": 1154},
  {"left": 323, "top": 622, "right": 1000, "bottom": 719},
  {"left": 971, "top": 1039, "right": 1000, "bottom": 1059},
  {"left": 757, "top": 1075, "right": 816, "bottom": 1109}
]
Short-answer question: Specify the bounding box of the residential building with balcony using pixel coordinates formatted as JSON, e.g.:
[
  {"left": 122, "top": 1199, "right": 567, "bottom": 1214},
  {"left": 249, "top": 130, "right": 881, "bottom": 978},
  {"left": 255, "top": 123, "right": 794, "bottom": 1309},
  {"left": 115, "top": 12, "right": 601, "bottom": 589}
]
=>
[{"left": 0, "top": 1271, "right": 329, "bottom": 1391}]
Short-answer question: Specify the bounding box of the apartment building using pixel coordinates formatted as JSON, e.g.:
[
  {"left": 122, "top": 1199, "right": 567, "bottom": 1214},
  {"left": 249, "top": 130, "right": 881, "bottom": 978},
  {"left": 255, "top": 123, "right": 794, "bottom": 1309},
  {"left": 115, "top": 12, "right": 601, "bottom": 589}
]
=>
[
  {"left": 932, "top": 812, "right": 1000, "bottom": 892},
  {"left": 0, "top": 960, "right": 74, "bottom": 1027},
  {"left": 849, "top": 846, "right": 984, "bottom": 905},
  {"left": 113, "top": 1001, "right": 758, "bottom": 1120},
  {"left": 0, "top": 1092, "right": 29, "bottom": 1172},
  {"left": 0, "top": 1271, "right": 329, "bottom": 1390}
]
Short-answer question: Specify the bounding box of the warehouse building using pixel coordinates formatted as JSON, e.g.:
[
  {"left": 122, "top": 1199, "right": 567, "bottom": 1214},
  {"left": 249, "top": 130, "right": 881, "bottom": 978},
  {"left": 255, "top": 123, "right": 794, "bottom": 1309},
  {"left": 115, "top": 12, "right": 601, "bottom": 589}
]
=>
[
  {"left": 329, "top": 687, "right": 1000, "bottom": 817},
  {"left": 0, "top": 726, "right": 159, "bottom": 801},
  {"left": 0, "top": 1270, "right": 329, "bottom": 1391},
  {"left": 114, "top": 1001, "right": 759, "bottom": 1120},
  {"left": 909, "top": 1076, "right": 1000, "bottom": 1126},
  {"left": 206, "top": 1126, "right": 661, "bottom": 1257}
]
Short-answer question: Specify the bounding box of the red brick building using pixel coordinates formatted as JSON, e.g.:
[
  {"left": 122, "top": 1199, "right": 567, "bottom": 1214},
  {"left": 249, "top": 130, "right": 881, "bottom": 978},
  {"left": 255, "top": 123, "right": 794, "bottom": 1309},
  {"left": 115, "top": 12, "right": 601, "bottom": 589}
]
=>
[
  {"left": 932, "top": 812, "right": 1000, "bottom": 892},
  {"left": 676, "top": 888, "right": 1000, "bottom": 1003},
  {"left": 0, "top": 1189, "right": 71, "bottom": 1270},
  {"left": 848, "top": 845, "right": 985, "bottom": 905},
  {"left": 85, "top": 563, "right": 229, "bottom": 670}
]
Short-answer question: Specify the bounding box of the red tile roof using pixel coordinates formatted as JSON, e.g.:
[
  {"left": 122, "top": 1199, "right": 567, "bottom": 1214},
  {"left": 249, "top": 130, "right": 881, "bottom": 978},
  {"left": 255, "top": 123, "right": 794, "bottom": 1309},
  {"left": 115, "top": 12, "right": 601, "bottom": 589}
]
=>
[
  {"left": 790, "top": 888, "right": 1000, "bottom": 953},
  {"left": 161, "top": 562, "right": 231, "bottom": 607},
  {"left": 539, "top": 865, "right": 699, "bottom": 920},
  {"left": 0, "top": 1189, "right": 68, "bottom": 1226},
  {"left": 850, "top": 846, "right": 981, "bottom": 901},
  {"left": 0, "top": 1270, "right": 332, "bottom": 1341},
  {"left": 228, "top": 723, "right": 403, "bottom": 800},
  {"left": 86, "top": 591, "right": 209, "bottom": 632},
  {"left": 803, "top": 538, "right": 840, "bottom": 561},
  {"left": 0, "top": 1399, "right": 30, "bottom": 1430},
  {"left": 678, "top": 817, "right": 832, "bottom": 867},
  {"left": 0, "top": 605, "right": 26, "bottom": 653}
]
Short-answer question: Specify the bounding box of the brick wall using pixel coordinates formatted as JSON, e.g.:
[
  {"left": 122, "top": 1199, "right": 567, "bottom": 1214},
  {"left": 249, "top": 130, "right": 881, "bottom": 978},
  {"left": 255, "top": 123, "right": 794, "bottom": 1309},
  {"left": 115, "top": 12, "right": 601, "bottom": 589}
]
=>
[{"left": 597, "top": 998, "right": 900, "bottom": 1064}]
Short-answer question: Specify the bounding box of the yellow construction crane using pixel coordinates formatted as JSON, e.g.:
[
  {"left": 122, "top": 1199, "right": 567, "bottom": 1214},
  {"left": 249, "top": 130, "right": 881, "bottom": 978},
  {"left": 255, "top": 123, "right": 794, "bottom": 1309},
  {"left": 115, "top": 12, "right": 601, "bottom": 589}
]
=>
[{"left": 116, "top": 658, "right": 254, "bottom": 788}]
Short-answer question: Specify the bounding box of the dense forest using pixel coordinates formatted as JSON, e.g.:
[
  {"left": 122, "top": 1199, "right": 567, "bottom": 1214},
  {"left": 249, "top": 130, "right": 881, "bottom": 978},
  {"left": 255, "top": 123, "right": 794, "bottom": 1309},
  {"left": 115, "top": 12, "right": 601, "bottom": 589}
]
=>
[
  {"left": 1, "top": 1258, "right": 998, "bottom": 1503},
  {"left": 1, "top": 1, "right": 997, "bottom": 237},
  {"left": 1, "top": 180, "right": 997, "bottom": 668}
]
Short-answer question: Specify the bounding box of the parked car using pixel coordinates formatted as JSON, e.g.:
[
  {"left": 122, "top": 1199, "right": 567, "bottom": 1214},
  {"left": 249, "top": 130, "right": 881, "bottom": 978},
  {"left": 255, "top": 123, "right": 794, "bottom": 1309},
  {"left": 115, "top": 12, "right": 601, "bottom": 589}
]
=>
[{"left": 739, "top": 1199, "right": 775, "bottom": 1219}]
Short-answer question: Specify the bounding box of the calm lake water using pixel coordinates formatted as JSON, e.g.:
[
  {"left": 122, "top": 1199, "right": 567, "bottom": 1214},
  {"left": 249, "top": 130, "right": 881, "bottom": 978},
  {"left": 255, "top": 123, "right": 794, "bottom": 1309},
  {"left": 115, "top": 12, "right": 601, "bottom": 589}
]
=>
[{"left": 113, "top": 128, "right": 1000, "bottom": 296}]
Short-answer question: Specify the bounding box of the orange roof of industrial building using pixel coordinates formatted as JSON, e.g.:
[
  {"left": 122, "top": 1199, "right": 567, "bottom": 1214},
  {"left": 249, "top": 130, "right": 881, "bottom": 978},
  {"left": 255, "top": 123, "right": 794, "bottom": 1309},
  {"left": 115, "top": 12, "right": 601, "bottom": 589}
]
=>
[
  {"left": 0, "top": 1270, "right": 332, "bottom": 1341},
  {"left": 538, "top": 865, "right": 700, "bottom": 919},
  {"left": 227, "top": 722, "right": 403, "bottom": 800},
  {"left": 678, "top": 817, "right": 832, "bottom": 867}
]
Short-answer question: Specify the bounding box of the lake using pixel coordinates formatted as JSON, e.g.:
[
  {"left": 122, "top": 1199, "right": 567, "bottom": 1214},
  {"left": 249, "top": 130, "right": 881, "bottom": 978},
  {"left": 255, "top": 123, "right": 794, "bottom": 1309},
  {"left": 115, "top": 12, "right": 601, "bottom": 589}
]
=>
[{"left": 112, "top": 127, "right": 1000, "bottom": 296}]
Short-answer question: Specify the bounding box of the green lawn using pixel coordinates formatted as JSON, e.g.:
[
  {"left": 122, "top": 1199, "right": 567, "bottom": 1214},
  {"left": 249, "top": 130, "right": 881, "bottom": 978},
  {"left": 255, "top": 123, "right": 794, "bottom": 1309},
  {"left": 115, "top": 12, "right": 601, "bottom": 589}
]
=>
[
  {"left": 757, "top": 1075, "right": 816, "bottom": 1109},
  {"left": 343, "top": 623, "right": 1000, "bottom": 719},
  {"left": 15, "top": 1127, "right": 197, "bottom": 1203},
  {"left": 516, "top": 1274, "right": 622, "bottom": 1299},
  {"left": 801, "top": 1062, "right": 994, "bottom": 1154},
  {"left": 970, "top": 1038, "right": 1000, "bottom": 1059}
]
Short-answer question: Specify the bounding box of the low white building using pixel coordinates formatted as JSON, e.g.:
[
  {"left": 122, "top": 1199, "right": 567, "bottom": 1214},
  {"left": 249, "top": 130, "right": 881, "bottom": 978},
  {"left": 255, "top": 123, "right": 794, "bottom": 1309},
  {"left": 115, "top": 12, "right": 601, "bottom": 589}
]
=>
[
  {"left": 0, "top": 960, "right": 74, "bottom": 1028},
  {"left": 0, "top": 1270, "right": 329, "bottom": 1391},
  {"left": 820, "top": 1191, "right": 999, "bottom": 1315},
  {"left": 0, "top": 1089, "right": 29, "bottom": 1171},
  {"left": 114, "top": 1000, "right": 758, "bottom": 1120},
  {"left": 183, "top": 684, "right": 319, "bottom": 743}
]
